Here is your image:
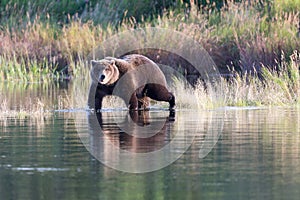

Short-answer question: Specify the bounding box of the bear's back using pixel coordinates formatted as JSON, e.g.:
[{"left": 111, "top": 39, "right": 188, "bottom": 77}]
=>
[{"left": 121, "top": 54, "right": 157, "bottom": 69}]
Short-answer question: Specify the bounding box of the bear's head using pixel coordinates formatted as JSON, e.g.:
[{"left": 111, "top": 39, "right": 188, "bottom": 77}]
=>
[{"left": 91, "top": 59, "right": 120, "bottom": 85}]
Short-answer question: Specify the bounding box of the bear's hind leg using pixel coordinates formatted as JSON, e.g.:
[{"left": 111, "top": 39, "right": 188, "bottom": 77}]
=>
[
  {"left": 168, "top": 93, "right": 175, "bottom": 110},
  {"left": 147, "top": 85, "right": 175, "bottom": 110}
]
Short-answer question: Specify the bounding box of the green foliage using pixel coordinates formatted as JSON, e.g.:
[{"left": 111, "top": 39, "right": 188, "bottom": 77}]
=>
[
  {"left": 0, "top": 0, "right": 176, "bottom": 26},
  {"left": 274, "top": 0, "right": 300, "bottom": 13},
  {"left": 0, "top": 0, "right": 89, "bottom": 23},
  {"left": 0, "top": 0, "right": 246, "bottom": 26}
]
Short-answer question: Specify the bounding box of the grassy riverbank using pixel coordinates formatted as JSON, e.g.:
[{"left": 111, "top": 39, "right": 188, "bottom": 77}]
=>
[{"left": 0, "top": 0, "right": 299, "bottom": 113}]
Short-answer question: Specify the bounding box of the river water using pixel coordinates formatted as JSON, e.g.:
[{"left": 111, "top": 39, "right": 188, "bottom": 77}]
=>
[{"left": 1, "top": 104, "right": 299, "bottom": 200}]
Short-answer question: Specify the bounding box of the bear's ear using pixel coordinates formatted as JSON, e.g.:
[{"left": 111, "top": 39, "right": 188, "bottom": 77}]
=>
[
  {"left": 113, "top": 58, "right": 129, "bottom": 72},
  {"left": 97, "top": 59, "right": 112, "bottom": 66},
  {"left": 104, "top": 56, "right": 115, "bottom": 61},
  {"left": 91, "top": 60, "right": 98, "bottom": 66}
]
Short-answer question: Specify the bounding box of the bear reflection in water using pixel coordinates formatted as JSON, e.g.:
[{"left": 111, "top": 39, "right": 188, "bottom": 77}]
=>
[{"left": 88, "top": 110, "right": 175, "bottom": 153}]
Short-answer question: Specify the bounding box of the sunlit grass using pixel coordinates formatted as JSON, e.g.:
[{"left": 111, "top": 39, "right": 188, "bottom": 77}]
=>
[{"left": 171, "top": 51, "right": 300, "bottom": 108}]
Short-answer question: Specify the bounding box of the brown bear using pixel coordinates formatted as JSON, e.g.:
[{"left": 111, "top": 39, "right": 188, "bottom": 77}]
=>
[{"left": 88, "top": 54, "right": 175, "bottom": 111}]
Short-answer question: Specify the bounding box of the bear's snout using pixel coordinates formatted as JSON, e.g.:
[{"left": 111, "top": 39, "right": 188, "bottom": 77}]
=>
[{"left": 100, "top": 74, "right": 105, "bottom": 82}]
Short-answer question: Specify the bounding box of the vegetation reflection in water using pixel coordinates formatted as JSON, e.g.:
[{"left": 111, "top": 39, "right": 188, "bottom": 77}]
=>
[{"left": 0, "top": 107, "right": 300, "bottom": 199}]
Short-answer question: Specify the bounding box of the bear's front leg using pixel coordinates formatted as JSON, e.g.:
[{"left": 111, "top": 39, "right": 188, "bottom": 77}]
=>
[
  {"left": 95, "top": 96, "right": 103, "bottom": 112},
  {"left": 94, "top": 88, "right": 106, "bottom": 112},
  {"left": 129, "top": 93, "right": 139, "bottom": 110},
  {"left": 88, "top": 84, "right": 104, "bottom": 111}
]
